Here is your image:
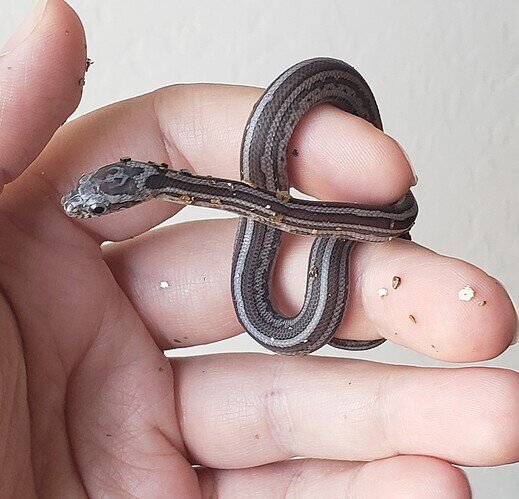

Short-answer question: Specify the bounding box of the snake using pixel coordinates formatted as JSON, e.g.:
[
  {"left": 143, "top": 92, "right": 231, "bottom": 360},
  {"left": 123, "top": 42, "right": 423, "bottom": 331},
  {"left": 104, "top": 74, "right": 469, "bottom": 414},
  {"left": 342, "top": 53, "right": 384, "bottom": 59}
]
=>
[{"left": 61, "top": 57, "right": 418, "bottom": 355}]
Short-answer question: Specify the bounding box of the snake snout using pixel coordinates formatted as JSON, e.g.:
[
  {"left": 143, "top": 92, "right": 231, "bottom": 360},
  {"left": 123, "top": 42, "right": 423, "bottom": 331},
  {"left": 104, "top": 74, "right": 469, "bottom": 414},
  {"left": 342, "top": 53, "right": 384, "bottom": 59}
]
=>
[{"left": 61, "top": 192, "right": 87, "bottom": 218}]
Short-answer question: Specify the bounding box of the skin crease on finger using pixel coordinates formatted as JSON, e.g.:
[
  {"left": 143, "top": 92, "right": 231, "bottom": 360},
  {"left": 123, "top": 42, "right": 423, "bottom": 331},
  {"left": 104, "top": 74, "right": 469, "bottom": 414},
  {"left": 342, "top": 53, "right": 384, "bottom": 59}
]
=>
[{"left": 0, "top": 1, "right": 517, "bottom": 498}]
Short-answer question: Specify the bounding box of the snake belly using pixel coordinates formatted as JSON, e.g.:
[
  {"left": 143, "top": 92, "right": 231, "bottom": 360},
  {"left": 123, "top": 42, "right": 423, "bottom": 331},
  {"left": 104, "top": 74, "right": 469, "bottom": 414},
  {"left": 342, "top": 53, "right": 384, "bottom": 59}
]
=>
[{"left": 232, "top": 57, "right": 406, "bottom": 354}]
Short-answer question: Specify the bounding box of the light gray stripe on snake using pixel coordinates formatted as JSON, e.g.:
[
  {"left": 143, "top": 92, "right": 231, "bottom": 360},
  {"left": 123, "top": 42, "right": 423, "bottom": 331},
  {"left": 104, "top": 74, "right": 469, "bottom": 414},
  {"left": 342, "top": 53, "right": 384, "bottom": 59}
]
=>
[{"left": 241, "top": 59, "right": 312, "bottom": 185}]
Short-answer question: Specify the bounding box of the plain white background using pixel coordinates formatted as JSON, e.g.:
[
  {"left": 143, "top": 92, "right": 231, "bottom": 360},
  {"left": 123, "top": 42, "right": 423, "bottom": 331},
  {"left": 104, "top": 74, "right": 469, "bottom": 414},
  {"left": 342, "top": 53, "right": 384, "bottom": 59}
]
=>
[{"left": 2, "top": 0, "right": 518, "bottom": 496}]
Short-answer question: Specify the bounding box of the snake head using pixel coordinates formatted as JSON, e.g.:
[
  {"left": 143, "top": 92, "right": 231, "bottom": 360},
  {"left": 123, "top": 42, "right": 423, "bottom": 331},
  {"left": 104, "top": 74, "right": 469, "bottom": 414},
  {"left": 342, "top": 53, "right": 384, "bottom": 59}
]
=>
[{"left": 61, "top": 159, "right": 167, "bottom": 218}]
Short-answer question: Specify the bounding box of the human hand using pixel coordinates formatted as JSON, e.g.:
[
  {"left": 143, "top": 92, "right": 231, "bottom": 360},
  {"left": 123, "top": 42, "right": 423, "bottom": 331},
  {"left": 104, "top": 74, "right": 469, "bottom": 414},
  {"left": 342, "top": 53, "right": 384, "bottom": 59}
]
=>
[{"left": 1, "top": 1, "right": 517, "bottom": 497}]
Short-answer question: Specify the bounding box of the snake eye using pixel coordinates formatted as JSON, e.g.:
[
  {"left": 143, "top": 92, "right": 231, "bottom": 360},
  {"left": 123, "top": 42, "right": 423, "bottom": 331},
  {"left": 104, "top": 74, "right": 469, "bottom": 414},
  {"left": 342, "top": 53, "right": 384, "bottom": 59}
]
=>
[{"left": 90, "top": 204, "right": 108, "bottom": 215}]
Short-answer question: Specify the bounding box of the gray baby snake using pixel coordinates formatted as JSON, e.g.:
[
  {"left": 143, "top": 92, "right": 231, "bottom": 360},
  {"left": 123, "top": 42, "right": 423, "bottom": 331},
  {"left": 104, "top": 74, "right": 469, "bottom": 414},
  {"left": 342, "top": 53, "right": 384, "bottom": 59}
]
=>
[{"left": 61, "top": 57, "right": 418, "bottom": 355}]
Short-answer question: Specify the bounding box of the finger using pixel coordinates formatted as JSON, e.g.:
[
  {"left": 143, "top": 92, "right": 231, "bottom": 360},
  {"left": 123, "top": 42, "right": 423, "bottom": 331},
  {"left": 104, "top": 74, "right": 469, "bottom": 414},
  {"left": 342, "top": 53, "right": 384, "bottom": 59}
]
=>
[
  {"left": 0, "top": 298, "right": 34, "bottom": 497},
  {"left": 174, "top": 354, "right": 519, "bottom": 468},
  {"left": 198, "top": 456, "right": 471, "bottom": 499},
  {"left": 104, "top": 218, "right": 517, "bottom": 361},
  {"left": 0, "top": 0, "right": 86, "bottom": 190},
  {"left": 9, "top": 81, "right": 413, "bottom": 242}
]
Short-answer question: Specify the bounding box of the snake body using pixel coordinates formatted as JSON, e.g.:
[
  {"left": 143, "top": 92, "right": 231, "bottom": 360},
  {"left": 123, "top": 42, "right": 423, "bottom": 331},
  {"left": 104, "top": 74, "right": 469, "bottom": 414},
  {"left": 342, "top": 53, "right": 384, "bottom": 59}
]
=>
[{"left": 61, "top": 58, "right": 418, "bottom": 355}]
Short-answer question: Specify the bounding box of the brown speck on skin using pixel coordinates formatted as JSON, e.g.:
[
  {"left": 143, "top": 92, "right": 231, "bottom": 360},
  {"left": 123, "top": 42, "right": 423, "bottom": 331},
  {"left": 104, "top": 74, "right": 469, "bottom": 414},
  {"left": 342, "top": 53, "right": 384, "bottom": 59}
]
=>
[
  {"left": 348, "top": 381, "right": 352, "bottom": 385},
  {"left": 392, "top": 276, "right": 401, "bottom": 289},
  {"left": 78, "top": 77, "right": 85, "bottom": 86},
  {"left": 254, "top": 434, "right": 260, "bottom": 439},
  {"left": 431, "top": 344, "right": 437, "bottom": 350},
  {"left": 7, "top": 66, "right": 12, "bottom": 70},
  {"left": 308, "top": 266, "right": 319, "bottom": 278},
  {"left": 106, "top": 433, "right": 112, "bottom": 437},
  {"left": 173, "top": 338, "right": 182, "bottom": 344},
  {"left": 183, "top": 336, "right": 188, "bottom": 340},
  {"left": 291, "top": 148, "right": 299, "bottom": 157},
  {"left": 158, "top": 366, "right": 164, "bottom": 372},
  {"left": 409, "top": 314, "right": 417, "bottom": 323},
  {"left": 394, "top": 332, "right": 398, "bottom": 336},
  {"left": 478, "top": 300, "right": 487, "bottom": 307}
]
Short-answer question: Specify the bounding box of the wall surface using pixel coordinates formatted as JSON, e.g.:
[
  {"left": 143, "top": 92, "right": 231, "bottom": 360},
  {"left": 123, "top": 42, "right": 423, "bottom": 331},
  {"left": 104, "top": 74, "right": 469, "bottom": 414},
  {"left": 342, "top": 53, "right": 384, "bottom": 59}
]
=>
[{"left": 2, "top": 0, "right": 518, "bottom": 495}]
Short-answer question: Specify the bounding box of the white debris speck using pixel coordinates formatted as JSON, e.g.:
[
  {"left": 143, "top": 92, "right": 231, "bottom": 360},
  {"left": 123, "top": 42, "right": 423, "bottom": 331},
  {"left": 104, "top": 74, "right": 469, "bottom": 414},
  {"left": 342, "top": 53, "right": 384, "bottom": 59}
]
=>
[
  {"left": 159, "top": 281, "right": 170, "bottom": 289},
  {"left": 377, "top": 287, "right": 388, "bottom": 298},
  {"left": 458, "top": 285, "right": 475, "bottom": 301},
  {"left": 270, "top": 336, "right": 275, "bottom": 343}
]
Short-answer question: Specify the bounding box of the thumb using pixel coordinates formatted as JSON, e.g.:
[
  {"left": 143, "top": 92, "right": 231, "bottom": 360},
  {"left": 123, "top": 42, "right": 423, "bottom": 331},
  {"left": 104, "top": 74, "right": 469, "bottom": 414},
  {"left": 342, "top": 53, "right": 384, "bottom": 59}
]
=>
[{"left": 0, "top": 0, "right": 86, "bottom": 192}]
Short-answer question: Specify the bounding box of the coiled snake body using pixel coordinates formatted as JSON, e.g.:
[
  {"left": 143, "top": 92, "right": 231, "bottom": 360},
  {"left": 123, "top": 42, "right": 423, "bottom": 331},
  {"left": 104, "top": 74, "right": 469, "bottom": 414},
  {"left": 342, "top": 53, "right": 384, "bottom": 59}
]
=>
[{"left": 62, "top": 58, "right": 418, "bottom": 355}]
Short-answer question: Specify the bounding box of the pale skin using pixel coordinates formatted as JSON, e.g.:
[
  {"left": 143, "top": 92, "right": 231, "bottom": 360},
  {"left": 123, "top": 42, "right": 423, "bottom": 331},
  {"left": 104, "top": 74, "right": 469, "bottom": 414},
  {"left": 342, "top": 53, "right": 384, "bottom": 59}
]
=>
[{"left": 0, "top": 1, "right": 518, "bottom": 497}]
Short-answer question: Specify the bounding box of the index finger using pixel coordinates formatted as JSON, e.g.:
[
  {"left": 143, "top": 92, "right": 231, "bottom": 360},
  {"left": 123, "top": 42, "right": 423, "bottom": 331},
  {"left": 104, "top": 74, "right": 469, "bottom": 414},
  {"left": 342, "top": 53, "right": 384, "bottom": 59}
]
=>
[{"left": 1, "top": 82, "right": 414, "bottom": 243}]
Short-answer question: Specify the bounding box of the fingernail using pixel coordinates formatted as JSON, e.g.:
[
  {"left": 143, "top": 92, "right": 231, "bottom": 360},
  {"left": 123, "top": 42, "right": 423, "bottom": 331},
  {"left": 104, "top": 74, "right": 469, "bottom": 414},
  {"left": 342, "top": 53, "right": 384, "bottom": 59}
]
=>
[
  {"left": 0, "top": 0, "right": 48, "bottom": 57},
  {"left": 494, "top": 278, "right": 518, "bottom": 346},
  {"left": 396, "top": 140, "right": 418, "bottom": 186},
  {"left": 511, "top": 326, "right": 518, "bottom": 345},
  {"left": 511, "top": 300, "right": 518, "bottom": 345}
]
